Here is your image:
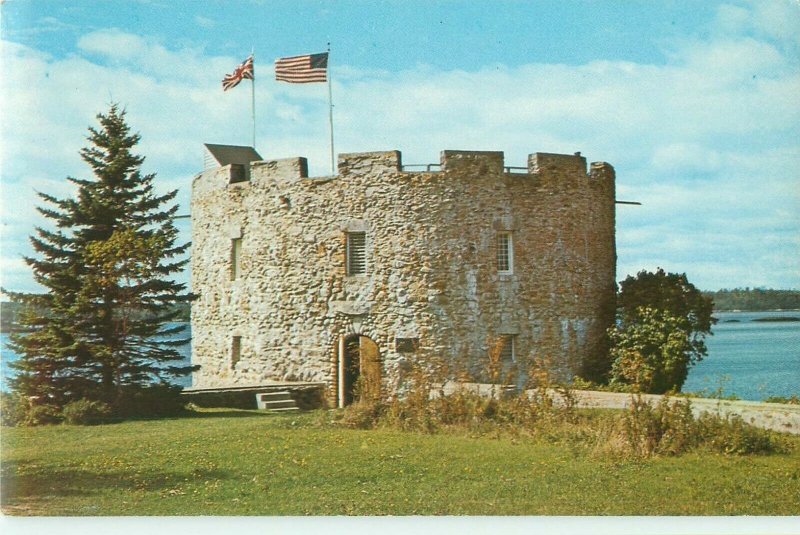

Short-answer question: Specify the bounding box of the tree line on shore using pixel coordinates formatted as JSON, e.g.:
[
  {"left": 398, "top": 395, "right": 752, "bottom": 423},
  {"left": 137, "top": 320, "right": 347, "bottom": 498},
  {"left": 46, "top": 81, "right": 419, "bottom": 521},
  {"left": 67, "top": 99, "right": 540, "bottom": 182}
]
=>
[{"left": 703, "top": 289, "right": 800, "bottom": 311}]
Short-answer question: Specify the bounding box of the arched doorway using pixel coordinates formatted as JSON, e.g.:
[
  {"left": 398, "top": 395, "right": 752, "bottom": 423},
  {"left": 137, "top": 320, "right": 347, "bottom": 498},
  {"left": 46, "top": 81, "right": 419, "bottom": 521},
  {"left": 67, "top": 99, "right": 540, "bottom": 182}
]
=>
[{"left": 339, "top": 334, "right": 381, "bottom": 407}]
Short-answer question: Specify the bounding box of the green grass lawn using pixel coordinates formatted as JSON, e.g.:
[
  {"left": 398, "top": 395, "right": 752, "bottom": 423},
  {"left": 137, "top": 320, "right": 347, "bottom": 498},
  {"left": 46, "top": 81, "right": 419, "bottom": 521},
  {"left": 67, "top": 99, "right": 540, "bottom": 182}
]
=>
[{"left": 2, "top": 409, "right": 799, "bottom": 516}]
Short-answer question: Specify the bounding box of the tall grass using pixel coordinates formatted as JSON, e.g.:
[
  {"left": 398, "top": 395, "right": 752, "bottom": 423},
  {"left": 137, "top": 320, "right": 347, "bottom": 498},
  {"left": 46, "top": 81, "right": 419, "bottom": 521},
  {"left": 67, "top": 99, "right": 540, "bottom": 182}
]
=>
[{"left": 335, "top": 343, "right": 789, "bottom": 458}]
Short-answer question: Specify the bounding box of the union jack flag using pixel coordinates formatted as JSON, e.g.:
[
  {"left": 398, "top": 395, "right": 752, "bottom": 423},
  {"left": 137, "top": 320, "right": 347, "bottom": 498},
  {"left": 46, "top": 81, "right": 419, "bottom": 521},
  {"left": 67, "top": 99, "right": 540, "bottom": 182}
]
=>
[{"left": 222, "top": 55, "right": 254, "bottom": 91}]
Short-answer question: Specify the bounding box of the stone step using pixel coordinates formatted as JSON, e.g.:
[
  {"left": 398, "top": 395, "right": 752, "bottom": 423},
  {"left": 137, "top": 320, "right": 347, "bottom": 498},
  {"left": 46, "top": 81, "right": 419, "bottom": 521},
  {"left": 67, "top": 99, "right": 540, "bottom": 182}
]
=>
[
  {"left": 257, "top": 391, "right": 292, "bottom": 402},
  {"left": 268, "top": 406, "right": 301, "bottom": 413},
  {"left": 256, "top": 391, "right": 299, "bottom": 411},
  {"left": 261, "top": 399, "right": 298, "bottom": 410}
]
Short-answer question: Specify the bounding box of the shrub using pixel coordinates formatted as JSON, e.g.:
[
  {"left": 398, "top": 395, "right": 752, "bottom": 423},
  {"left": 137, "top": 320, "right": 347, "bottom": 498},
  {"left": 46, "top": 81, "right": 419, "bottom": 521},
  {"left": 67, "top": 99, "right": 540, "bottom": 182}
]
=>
[
  {"left": 609, "top": 307, "right": 695, "bottom": 393},
  {"left": 24, "top": 403, "right": 63, "bottom": 426},
  {"left": 114, "top": 383, "right": 186, "bottom": 418},
  {"left": 696, "top": 413, "right": 787, "bottom": 455},
  {"left": 763, "top": 395, "right": 800, "bottom": 405},
  {"left": 620, "top": 395, "right": 697, "bottom": 457},
  {"left": 1, "top": 392, "right": 28, "bottom": 427},
  {"left": 0, "top": 392, "right": 62, "bottom": 426},
  {"left": 571, "top": 376, "right": 638, "bottom": 394},
  {"left": 338, "top": 353, "right": 580, "bottom": 438},
  {"left": 339, "top": 399, "right": 385, "bottom": 430},
  {"left": 608, "top": 269, "right": 715, "bottom": 393},
  {"left": 599, "top": 394, "right": 786, "bottom": 458},
  {"left": 62, "top": 399, "right": 112, "bottom": 425}
]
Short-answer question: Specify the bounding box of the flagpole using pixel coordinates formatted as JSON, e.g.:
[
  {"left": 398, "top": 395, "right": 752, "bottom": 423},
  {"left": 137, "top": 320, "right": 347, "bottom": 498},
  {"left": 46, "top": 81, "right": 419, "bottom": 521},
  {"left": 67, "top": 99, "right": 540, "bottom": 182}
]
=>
[
  {"left": 251, "top": 48, "right": 256, "bottom": 149},
  {"left": 327, "top": 43, "right": 335, "bottom": 175}
]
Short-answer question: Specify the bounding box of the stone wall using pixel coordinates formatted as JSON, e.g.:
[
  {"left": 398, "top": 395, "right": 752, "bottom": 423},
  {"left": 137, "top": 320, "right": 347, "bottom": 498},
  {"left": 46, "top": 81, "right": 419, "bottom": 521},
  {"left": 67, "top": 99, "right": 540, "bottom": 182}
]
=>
[{"left": 190, "top": 149, "right": 616, "bottom": 404}]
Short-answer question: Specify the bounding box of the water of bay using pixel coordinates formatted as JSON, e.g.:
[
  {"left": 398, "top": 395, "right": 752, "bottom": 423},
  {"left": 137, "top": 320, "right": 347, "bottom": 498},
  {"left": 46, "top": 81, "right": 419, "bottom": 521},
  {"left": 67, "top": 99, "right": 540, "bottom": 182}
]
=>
[
  {"left": 1, "top": 322, "right": 193, "bottom": 390},
  {"left": 681, "top": 310, "right": 800, "bottom": 401},
  {"left": 2, "top": 312, "right": 798, "bottom": 401}
]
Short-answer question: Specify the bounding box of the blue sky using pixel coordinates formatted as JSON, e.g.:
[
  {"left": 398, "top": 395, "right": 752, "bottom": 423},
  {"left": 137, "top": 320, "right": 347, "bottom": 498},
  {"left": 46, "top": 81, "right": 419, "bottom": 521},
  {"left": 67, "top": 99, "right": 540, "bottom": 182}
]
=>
[{"left": 1, "top": 0, "right": 799, "bottom": 292}]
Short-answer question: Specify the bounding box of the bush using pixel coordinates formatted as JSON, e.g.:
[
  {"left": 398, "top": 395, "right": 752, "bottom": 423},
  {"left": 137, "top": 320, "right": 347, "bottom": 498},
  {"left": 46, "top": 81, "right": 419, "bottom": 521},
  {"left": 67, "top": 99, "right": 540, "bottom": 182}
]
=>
[
  {"left": 571, "top": 376, "right": 638, "bottom": 394},
  {"left": 0, "top": 392, "right": 62, "bottom": 426},
  {"left": 114, "top": 383, "right": 186, "bottom": 418},
  {"left": 338, "top": 399, "right": 386, "bottom": 430},
  {"left": 62, "top": 399, "right": 112, "bottom": 425},
  {"left": 337, "top": 355, "right": 578, "bottom": 438},
  {"left": 696, "top": 413, "right": 787, "bottom": 455},
  {"left": 24, "top": 403, "right": 63, "bottom": 426},
  {"left": 609, "top": 307, "right": 695, "bottom": 393},
  {"left": 1, "top": 392, "right": 28, "bottom": 427},
  {"left": 597, "top": 394, "right": 786, "bottom": 458},
  {"left": 619, "top": 395, "right": 697, "bottom": 457},
  {"left": 608, "top": 269, "right": 715, "bottom": 393},
  {"left": 763, "top": 395, "right": 800, "bottom": 405}
]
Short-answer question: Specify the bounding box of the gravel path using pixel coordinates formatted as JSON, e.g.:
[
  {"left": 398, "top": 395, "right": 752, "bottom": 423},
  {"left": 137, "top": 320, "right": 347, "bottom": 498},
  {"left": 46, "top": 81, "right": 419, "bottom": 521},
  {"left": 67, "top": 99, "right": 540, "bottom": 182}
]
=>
[{"left": 571, "top": 390, "right": 800, "bottom": 435}]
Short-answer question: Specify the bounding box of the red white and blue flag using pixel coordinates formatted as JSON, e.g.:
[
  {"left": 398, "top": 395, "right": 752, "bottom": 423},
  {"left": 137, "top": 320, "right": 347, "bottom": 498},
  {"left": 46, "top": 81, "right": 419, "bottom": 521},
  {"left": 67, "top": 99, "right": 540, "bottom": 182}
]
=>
[
  {"left": 274, "top": 52, "right": 328, "bottom": 83},
  {"left": 222, "top": 55, "right": 254, "bottom": 91}
]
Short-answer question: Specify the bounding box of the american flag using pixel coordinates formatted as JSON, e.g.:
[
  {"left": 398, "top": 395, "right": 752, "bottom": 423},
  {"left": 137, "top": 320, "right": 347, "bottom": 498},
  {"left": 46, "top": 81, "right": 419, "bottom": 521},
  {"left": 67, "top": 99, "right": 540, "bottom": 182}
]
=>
[
  {"left": 222, "top": 56, "right": 254, "bottom": 91},
  {"left": 275, "top": 52, "right": 328, "bottom": 83}
]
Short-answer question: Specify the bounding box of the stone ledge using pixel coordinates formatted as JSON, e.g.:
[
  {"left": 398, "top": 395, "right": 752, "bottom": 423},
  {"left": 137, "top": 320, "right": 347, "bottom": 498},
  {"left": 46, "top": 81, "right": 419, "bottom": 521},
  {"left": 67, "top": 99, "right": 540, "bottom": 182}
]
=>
[{"left": 329, "top": 300, "right": 372, "bottom": 315}]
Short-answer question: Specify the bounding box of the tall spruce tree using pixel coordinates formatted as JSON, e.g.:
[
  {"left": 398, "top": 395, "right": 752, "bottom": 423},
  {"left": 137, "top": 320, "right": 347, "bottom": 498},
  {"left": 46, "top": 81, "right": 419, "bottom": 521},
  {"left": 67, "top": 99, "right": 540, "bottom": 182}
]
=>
[{"left": 6, "top": 105, "right": 193, "bottom": 414}]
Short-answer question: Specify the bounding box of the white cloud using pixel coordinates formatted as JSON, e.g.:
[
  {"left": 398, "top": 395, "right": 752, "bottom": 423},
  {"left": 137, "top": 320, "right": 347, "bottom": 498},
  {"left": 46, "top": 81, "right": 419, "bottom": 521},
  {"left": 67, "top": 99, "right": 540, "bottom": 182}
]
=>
[
  {"left": 2, "top": 2, "right": 799, "bottom": 292},
  {"left": 194, "top": 16, "right": 215, "bottom": 29},
  {"left": 753, "top": 1, "right": 800, "bottom": 45}
]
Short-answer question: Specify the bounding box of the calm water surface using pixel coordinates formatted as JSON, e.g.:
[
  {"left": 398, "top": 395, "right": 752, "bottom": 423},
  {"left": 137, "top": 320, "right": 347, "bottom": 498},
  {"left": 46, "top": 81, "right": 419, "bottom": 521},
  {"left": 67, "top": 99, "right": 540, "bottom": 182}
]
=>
[
  {"left": 1, "top": 322, "right": 192, "bottom": 390},
  {"left": 682, "top": 310, "right": 800, "bottom": 400},
  {"left": 2, "top": 312, "right": 798, "bottom": 401}
]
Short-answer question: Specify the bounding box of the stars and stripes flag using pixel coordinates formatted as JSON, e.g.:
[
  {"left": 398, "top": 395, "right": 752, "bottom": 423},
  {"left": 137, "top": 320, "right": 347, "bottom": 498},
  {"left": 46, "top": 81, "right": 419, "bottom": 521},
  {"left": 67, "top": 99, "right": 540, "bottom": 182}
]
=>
[
  {"left": 274, "top": 52, "right": 328, "bottom": 83},
  {"left": 222, "top": 55, "right": 254, "bottom": 91}
]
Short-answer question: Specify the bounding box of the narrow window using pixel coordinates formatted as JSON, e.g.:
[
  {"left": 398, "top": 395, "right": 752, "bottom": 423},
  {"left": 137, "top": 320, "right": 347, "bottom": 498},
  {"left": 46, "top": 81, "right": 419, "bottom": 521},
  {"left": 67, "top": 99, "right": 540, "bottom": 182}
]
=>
[
  {"left": 497, "top": 232, "right": 513, "bottom": 274},
  {"left": 230, "top": 237, "right": 242, "bottom": 280},
  {"left": 499, "top": 335, "right": 515, "bottom": 362},
  {"left": 231, "top": 336, "right": 242, "bottom": 367},
  {"left": 346, "top": 232, "right": 367, "bottom": 275}
]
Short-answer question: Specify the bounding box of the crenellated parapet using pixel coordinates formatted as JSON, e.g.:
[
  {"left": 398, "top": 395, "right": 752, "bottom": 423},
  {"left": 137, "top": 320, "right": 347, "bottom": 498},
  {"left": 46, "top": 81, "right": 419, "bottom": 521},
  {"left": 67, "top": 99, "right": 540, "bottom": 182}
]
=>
[
  {"left": 193, "top": 148, "right": 615, "bottom": 198},
  {"left": 440, "top": 150, "right": 505, "bottom": 174},
  {"left": 338, "top": 150, "right": 402, "bottom": 175}
]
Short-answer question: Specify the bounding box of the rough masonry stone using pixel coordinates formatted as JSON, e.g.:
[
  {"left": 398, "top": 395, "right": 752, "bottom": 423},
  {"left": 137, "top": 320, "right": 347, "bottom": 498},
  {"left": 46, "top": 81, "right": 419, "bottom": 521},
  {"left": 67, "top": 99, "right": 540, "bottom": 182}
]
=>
[{"left": 191, "top": 149, "right": 616, "bottom": 404}]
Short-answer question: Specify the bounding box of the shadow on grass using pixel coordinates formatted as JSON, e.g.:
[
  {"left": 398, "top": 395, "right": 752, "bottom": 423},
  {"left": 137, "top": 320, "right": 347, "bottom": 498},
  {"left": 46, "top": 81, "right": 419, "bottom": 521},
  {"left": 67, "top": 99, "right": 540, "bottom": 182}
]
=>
[
  {"left": 1, "top": 460, "right": 230, "bottom": 504},
  {"left": 89, "top": 408, "right": 279, "bottom": 425},
  {"left": 179, "top": 409, "right": 279, "bottom": 419}
]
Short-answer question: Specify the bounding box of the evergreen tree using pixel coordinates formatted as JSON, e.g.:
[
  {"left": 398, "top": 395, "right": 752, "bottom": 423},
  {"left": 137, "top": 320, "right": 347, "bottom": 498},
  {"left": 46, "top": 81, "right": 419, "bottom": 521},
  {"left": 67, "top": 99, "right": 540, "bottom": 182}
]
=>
[{"left": 6, "top": 105, "right": 193, "bottom": 415}]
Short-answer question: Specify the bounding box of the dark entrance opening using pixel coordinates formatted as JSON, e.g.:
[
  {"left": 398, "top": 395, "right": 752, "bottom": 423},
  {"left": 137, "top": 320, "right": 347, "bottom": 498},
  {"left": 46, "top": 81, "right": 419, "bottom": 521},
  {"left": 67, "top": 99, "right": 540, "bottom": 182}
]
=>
[{"left": 340, "top": 334, "right": 381, "bottom": 406}]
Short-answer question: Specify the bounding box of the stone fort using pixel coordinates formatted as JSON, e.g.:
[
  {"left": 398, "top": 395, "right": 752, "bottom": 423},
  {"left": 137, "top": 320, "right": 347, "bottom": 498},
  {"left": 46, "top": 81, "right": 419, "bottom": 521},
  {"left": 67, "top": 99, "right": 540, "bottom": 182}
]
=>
[{"left": 190, "top": 146, "right": 616, "bottom": 406}]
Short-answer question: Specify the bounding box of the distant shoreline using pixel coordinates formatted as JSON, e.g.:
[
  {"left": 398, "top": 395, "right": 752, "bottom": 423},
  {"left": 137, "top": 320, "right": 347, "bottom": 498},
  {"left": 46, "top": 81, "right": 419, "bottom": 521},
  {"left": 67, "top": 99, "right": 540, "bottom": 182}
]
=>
[
  {"left": 3, "top": 312, "right": 800, "bottom": 334},
  {"left": 713, "top": 309, "right": 800, "bottom": 313}
]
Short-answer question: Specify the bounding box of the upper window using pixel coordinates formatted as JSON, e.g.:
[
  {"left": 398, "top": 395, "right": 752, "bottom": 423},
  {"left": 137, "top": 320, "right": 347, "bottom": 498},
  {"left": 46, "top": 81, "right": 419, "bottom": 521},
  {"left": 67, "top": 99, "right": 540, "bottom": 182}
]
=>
[
  {"left": 230, "top": 237, "right": 242, "bottom": 280},
  {"left": 346, "top": 232, "right": 367, "bottom": 275},
  {"left": 497, "top": 232, "right": 513, "bottom": 274}
]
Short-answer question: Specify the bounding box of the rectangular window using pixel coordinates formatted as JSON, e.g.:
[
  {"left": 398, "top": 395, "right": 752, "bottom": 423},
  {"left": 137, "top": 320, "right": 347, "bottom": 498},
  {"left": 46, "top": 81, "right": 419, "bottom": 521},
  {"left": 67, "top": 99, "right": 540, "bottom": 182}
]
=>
[
  {"left": 497, "top": 232, "right": 513, "bottom": 274},
  {"left": 231, "top": 336, "right": 242, "bottom": 367},
  {"left": 395, "top": 338, "right": 419, "bottom": 353},
  {"left": 499, "top": 335, "right": 515, "bottom": 362},
  {"left": 230, "top": 237, "right": 242, "bottom": 280},
  {"left": 346, "top": 232, "right": 367, "bottom": 275}
]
